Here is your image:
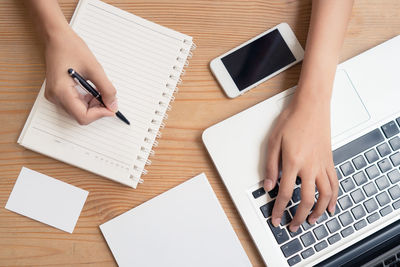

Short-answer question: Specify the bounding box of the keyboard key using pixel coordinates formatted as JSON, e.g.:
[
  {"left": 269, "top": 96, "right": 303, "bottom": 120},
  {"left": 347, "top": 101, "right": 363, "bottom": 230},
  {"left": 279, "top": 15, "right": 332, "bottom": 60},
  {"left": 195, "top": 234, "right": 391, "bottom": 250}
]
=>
[
  {"left": 268, "top": 185, "right": 279, "bottom": 198},
  {"left": 389, "top": 136, "right": 400, "bottom": 151},
  {"left": 393, "top": 199, "right": 400, "bottom": 210},
  {"left": 292, "top": 187, "right": 301, "bottom": 203},
  {"left": 268, "top": 219, "right": 289, "bottom": 244},
  {"left": 375, "top": 175, "right": 390, "bottom": 190},
  {"left": 314, "top": 240, "right": 328, "bottom": 252},
  {"left": 313, "top": 225, "right": 328, "bottom": 240},
  {"left": 341, "top": 226, "right": 355, "bottom": 238},
  {"left": 354, "top": 219, "right": 367, "bottom": 230},
  {"left": 316, "top": 212, "right": 328, "bottom": 224},
  {"left": 333, "top": 128, "right": 384, "bottom": 165},
  {"left": 341, "top": 178, "right": 356, "bottom": 193},
  {"left": 377, "top": 143, "right": 392, "bottom": 157},
  {"left": 353, "top": 155, "right": 367, "bottom": 170},
  {"left": 338, "top": 186, "right": 343, "bottom": 197},
  {"left": 295, "top": 177, "right": 301, "bottom": 185},
  {"left": 379, "top": 205, "right": 393, "bottom": 217},
  {"left": 388, "top": 185, "right": 400, "bottom": 200},
  {"left": 290, "top": 204, "right": 298, "bottom": 217},
  {"left": 378, "top": 158, "right": 392, "bottom": 173},
  {"left": 364, "top": 198, "right": 379, "bottom": 213},
  {"left": 326, "top": 218, "right": 341, "bottom": 233},
  {"left": 365, "top": 149, "right": 380, "bottom": 164},
  {"left": 363, "top": 182, "right": 378, "bottom": 197},
  {"left": 388, "top": 169, "right": 400, "bottom": 184},
  {"left": 338, "top": 211, "right": 354, "bottom": 227},
  {"left": 328, "top": 233, "right": 341, "bottom": 245},
  {"left": 367, "top": 212, "right": 380, "bottom": 223},
  {"left": 329, "top": 204, "right": 341, "bottom": 217},
  {"left": 301, "top": 220, "right": 313, "bottom": 231},
  {"left": 340, "top": 162, "right": 355, "bottom": 177},
  {"left": 301, "top": 247, "right": 315, "bottom": 259},
  {"left": 252, "top": 187, "right": 266, "bottom": 199},
  {"left": 281, "top": 210, "right": 292, "bottom": 225},
  {"left": 390, "top": 152, "right": 400, "bottom": 167},
  {"left": 351, "top": 205, "right": 366, "bottom": 220},
  {"left": 289, "top": 226, "right": 303, "bottom": 237},
  {"left": 281, "top": 238, "right": 303, "bottom": 258},
  {"left": 351, "top": 189, "right": 366, "bottom": 204},
  {"left": 397, "top": 117, "right": 400, "bottom": 127},
  {"left": 260, "top": 200, "right": 275, "bottom": 218},
  {"left": 300, "top": 232, "right": 316, "bottom": 247},
  {"left": 338, "top": 195, "right": 353, "bottom": 210},
  {"left": 287, "top": 255, "right": 301, "bottom": 266},
  {"left": 335, "top": 168, "right": 343, "bottom": 180},
  {"left": 366, "top": 165, "right": 380, "bottom": 179},
  {"left": 381, "top": 121, "right": 399, "bottom": 138},
  {"left": 353, "top": 171, "right": 368, "bottom": 186},
  {"left": 376, "top": 191, "right": 391, "bottom": 207}
]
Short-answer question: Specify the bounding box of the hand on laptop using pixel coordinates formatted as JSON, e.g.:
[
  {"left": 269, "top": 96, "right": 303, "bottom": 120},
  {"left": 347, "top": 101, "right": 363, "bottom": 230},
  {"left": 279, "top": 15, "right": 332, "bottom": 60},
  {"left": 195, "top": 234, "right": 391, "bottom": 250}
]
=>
[
  {"left": 27, "top": 0, "right": 118, "bottom": 125},
  {"left": 264, "top": 94, "right": 338, "bottom": 233},
  {"left": 263, "top": 0, "right": 354, "bottom": 232}
]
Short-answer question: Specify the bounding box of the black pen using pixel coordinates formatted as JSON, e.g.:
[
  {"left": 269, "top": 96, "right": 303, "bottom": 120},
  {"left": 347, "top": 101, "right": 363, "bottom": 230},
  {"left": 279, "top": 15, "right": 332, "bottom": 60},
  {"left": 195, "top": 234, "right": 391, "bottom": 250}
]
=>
[{"left": 68, "top": 68, "right": 130, "bottom": 125}]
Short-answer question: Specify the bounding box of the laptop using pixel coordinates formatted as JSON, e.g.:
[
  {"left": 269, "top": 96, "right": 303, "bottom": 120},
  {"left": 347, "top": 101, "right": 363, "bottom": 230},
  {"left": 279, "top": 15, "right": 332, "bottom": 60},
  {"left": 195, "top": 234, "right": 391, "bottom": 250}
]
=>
[{"left": 202, "top": 35, "right": 400, "bottom": 266}]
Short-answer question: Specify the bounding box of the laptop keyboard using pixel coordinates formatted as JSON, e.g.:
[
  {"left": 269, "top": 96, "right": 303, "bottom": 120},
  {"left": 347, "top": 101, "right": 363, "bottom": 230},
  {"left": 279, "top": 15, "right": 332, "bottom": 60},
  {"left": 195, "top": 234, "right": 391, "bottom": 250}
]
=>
[{"left": 252, "top": 118, "right": 400, "bottom": 266}]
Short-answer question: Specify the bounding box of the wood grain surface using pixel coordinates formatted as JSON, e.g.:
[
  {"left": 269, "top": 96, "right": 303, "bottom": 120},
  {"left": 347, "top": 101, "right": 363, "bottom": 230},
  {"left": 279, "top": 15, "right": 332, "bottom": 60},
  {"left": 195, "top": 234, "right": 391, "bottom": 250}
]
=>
[{"left": 0, "top": 0, "right": 399, "bottom": 266}]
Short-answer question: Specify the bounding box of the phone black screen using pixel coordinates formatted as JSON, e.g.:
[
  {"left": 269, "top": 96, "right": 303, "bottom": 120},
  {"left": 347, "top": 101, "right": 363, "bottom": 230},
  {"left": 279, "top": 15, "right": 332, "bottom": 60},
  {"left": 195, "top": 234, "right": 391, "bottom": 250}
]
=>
[{"left": 221, "top": 29, "right": 296, "bottom": 91}]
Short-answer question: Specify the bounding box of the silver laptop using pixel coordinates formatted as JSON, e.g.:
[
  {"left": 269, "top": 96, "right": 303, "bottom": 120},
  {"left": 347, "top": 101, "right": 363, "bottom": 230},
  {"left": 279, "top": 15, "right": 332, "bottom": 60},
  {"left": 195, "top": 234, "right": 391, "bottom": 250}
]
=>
[{"left": 203, "top": 35, "right": 400, "bottom": 266}]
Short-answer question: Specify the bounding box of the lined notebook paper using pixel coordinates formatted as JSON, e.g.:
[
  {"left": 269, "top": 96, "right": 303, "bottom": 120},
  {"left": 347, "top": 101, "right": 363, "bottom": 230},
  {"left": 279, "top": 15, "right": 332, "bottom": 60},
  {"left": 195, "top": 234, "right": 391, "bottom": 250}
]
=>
[{"left": 18, "top": 0, "right": 194, "bottom": 188}]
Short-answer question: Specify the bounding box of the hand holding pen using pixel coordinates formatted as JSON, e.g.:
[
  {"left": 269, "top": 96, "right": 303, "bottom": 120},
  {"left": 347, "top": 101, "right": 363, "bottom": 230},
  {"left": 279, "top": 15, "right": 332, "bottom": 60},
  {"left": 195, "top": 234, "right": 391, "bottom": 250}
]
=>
[
  {"left": 68, "top": 68, "right": 130, "bottom": 125},
  {"left": 39, "top": 23, "right": 123, "bottom": 125}
]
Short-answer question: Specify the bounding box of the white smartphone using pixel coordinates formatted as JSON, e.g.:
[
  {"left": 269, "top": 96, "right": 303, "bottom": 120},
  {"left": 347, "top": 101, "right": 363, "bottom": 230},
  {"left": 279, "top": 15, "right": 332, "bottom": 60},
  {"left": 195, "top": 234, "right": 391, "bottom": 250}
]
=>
[{"left": 210, "top": 23, "right": 304, "bottom": 98}]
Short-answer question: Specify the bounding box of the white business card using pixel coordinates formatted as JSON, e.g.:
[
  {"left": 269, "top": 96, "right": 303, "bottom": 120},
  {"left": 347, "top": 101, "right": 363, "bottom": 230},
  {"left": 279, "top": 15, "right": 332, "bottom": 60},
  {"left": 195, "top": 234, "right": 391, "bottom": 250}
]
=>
[{"left": 5, "top": 167, "right": 88, "bottom": 233}]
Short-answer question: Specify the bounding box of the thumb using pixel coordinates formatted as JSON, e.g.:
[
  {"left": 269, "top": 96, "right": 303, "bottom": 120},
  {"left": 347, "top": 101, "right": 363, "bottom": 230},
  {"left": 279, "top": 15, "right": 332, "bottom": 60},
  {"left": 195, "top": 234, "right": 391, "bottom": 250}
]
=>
[{"left": 87, "top": 66, "right": 118, "bottom": 112}]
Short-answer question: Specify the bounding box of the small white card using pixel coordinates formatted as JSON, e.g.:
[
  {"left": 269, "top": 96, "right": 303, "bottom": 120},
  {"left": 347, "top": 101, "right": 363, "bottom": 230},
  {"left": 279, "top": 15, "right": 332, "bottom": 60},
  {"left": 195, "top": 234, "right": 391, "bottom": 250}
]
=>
[{"left": 5, "top": 167, "right": 88, "bottom": 233}]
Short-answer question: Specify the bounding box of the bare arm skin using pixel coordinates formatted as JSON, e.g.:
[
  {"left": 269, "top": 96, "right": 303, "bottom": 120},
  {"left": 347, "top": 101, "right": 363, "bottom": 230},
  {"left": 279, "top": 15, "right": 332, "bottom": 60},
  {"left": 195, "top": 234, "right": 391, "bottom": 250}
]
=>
[
  {"left": 265, "top": 0, "right": 354, "bottom": 232},
  {"left": 26, "top": 0, "right": 118, "bottom": 125}
]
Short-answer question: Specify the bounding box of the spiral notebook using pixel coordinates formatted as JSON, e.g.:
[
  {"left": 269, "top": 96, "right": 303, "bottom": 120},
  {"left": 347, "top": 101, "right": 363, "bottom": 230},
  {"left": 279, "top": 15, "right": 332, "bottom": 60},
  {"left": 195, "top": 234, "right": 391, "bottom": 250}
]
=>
[{"left": 18, "top": 0, "right": 195, "bottom": 188}]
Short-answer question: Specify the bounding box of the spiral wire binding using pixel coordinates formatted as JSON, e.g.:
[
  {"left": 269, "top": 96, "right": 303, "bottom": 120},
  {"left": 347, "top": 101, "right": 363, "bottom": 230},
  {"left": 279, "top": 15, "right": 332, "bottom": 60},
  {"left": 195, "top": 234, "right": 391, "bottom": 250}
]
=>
[{"left": 130, "top": 39, "right": 196, "bottom": 185}]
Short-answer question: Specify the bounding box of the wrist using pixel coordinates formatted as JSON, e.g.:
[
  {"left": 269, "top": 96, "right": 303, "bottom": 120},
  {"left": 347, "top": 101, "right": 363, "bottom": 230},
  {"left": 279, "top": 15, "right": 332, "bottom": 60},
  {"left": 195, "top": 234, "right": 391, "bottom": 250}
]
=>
[
  {"left": 26, "top": 0, "right": 71, "bottom": 44},
  {"left": 292, "top": 85, "right": 331, "bottom": 114},
  {"left": 44, "top": 24, "right": 73, "bottom": 45}
]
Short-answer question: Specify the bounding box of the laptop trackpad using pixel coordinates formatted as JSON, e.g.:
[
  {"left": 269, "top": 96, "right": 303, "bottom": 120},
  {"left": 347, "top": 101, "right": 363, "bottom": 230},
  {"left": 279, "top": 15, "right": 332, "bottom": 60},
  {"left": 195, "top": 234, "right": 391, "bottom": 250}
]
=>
[
  {"left": 330, "top": 70, "right": 370, "bottom": 137},
  {"left": 277, "top": 69, "right": 370, "bottom": 138}
]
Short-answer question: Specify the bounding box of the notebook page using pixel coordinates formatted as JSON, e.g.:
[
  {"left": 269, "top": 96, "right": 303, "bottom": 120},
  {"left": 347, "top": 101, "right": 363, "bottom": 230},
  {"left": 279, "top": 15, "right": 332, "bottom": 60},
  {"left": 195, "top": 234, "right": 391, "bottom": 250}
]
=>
[{"left": 18, "top": 0, "right": 193, "bottom": 187}]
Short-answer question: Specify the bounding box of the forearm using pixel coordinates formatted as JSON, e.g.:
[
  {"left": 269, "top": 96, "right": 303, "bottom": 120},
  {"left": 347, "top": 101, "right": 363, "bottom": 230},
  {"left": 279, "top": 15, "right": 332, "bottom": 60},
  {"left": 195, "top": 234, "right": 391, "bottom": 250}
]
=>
[
  {"left": 25, "top": 0, "right": 70, "bottom": 43},
  {"left": 295, "top": 0, "right": 354, "bottom": 105}
]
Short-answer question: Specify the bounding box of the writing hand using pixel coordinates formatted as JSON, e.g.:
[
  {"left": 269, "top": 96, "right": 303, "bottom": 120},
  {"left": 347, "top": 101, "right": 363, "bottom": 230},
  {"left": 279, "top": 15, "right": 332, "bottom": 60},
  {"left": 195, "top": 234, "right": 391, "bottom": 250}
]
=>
[{"left": 43, "top": 27, "right": 117, "bottom": 125}]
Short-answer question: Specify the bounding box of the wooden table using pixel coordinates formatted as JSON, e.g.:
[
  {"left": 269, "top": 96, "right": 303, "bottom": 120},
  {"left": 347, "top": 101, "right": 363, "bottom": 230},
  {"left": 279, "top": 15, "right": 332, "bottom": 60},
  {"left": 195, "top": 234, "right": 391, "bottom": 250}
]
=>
[{"left": 0, "top": 0, "right": 399, "bottom": 266}]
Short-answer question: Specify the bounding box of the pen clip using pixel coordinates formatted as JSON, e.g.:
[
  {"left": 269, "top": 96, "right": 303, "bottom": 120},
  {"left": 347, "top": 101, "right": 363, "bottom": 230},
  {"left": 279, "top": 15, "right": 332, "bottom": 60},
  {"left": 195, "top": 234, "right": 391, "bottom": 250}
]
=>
[{"left": 86, "top": 80, "right": 97, "bottom": 89}]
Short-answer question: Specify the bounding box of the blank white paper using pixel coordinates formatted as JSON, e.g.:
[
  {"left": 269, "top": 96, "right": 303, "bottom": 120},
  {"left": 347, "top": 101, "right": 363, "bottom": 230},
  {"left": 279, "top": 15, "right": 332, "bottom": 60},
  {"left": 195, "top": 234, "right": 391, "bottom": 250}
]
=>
[
  {"left": 5, "top": 167, "right": 88, "bottom": 233},
  {"left": 100, "top": 173, "right": 251, "bottom": 267}
]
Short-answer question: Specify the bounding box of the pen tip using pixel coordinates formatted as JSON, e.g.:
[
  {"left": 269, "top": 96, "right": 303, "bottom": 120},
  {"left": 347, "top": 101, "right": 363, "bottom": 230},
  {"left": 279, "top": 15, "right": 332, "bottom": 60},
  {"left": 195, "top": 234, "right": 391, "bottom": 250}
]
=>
[{"left": 67, "top": 68, "right": 74, "bottom": 75}]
